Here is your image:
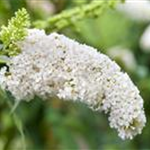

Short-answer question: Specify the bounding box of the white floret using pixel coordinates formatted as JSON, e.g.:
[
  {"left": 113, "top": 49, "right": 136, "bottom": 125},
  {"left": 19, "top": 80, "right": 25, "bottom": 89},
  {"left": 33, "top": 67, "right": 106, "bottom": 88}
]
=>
[{"left": 0, "top": 29, "right": 146, "bottom": 140}]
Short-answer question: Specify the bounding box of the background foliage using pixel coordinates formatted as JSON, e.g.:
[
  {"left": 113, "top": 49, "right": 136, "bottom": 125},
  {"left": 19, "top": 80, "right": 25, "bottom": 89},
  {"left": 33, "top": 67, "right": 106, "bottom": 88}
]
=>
[{"left": 0, "top": 0, "right": 150, "bottom": 150}]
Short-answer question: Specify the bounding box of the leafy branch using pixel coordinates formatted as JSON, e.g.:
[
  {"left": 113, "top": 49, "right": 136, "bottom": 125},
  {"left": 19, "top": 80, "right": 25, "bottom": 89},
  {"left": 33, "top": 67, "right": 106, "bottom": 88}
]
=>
[
  {"left": 0, "top": 0, "right": 124, "bottom": 58},
  {"left": 0, "top": 8, "right": 30, "bottom": 56},
  {"left": 33, "top": 0, "right": 122, "bottom": 32}
]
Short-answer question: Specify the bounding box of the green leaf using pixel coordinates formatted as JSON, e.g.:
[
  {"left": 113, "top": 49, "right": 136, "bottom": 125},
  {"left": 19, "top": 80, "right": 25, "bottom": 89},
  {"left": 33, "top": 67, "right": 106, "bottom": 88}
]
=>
[
  {"left": 0, "top": 8, "right": 30, "bottom": 56},
  {"left": 0, "top": 55, "right": 9, "bottom": 64}
]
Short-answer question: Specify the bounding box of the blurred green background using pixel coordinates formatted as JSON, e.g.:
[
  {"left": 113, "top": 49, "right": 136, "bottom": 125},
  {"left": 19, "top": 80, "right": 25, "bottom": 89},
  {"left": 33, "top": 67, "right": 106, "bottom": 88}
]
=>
[{"left": 0, "top": 0, "right": 150, "bottom": 150}]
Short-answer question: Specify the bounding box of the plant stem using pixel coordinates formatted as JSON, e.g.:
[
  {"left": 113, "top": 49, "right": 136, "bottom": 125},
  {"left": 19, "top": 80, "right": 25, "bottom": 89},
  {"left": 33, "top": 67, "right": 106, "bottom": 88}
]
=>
[{"left": 33, "top": 0, "right": 122, "bottom": 32}]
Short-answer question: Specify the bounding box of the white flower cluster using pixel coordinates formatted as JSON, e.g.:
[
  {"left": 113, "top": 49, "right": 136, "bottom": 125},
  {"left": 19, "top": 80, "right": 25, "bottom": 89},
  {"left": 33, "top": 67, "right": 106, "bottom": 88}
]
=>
[
  {"left": 0, "top": 29, "right": 146, "bottom": 139},
  {"left": 117, "top": 0, "right": 150, "bottom": 22}
]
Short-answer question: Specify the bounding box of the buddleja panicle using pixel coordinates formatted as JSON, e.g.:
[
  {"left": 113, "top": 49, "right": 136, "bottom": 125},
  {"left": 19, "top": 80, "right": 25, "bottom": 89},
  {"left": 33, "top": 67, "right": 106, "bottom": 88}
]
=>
[{"left": 0, "top": 8, "right": 30, "bottom": 56}]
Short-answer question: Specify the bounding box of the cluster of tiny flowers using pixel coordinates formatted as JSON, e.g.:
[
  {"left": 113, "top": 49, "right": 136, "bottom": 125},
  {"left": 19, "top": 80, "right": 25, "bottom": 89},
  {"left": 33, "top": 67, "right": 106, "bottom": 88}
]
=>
[{"left": 0, "top": 29, "right": 146, "bottom": 139}]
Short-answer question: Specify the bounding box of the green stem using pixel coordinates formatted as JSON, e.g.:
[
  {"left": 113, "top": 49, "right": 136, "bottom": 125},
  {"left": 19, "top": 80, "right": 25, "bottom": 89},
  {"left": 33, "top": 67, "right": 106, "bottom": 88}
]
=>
[
  {"left": 0, "top": 88, "right": 26, "bottom": 150},
  {"left": 33, "top": 0, "right": 122, "bottom": 32}
]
